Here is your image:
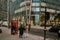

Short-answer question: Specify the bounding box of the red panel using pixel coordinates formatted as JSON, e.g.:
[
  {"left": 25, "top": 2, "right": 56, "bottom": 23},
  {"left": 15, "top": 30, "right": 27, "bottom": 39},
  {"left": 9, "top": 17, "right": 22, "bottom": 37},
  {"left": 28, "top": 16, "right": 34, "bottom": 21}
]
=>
[{"left": 11, "top": 20, "right": 18, "bottom": 35}]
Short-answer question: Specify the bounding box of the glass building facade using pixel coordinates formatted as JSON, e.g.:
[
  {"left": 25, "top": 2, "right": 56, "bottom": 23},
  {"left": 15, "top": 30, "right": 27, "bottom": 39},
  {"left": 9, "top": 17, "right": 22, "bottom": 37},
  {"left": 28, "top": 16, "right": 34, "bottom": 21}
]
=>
[
  {"left": 15, "top": 0, "right": 27, "bottom": 25},
  {"left": 14, "top": 0, "right": 60, "bottom": 26},
  {"left": 31, "top": 0, "right": 41, "bottom": 25},
  {"left": 40, "top": 0, "right": 60, "bottom": 26},
  {"left": 0, "top": 0, "right": 7, "bottom": 20}
]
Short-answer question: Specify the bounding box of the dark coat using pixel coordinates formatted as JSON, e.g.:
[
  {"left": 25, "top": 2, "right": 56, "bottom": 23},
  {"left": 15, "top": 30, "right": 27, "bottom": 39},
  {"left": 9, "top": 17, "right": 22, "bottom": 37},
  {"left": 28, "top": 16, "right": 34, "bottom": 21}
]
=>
[{"left": 19, "top": 26, "right": 25, "bottom": 35}]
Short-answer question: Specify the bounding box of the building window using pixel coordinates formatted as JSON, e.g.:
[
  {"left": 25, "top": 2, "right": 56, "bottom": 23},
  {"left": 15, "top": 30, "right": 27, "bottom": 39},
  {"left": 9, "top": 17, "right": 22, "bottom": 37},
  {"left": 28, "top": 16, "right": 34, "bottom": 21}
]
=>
[
  {"left": 32, "top": 3, "right": 40, "bottom": 6},
  {"left": 32, "top": 8, "right": 40, "bottom": 12},
  {"left": 32, "top": 0, "right": 40, "bottom": 2}
]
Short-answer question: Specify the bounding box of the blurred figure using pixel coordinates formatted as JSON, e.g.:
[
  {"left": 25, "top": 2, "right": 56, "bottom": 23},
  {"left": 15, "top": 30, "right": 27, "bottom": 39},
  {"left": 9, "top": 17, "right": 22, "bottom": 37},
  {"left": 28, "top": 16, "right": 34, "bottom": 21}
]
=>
[
  {"left": 19, "top": 24, "right": 25, "bottom": 38},
  {"left": 28, "top": 24, "right": 31, "bottom": 31},
  {"left": 11, "top": 24, "right": 16, "bottom": 35},
  {"left": 0, "top": 29, "right": 2, "bottom": 33},
  {"left": 0, "top": 21, "right": 2, "bottom": 27}
]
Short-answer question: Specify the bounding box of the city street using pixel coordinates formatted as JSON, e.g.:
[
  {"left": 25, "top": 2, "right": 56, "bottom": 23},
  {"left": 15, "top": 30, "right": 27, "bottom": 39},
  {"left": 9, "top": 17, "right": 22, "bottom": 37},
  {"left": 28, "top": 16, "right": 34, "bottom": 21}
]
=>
[
  {"left": 0, "top": 0, "right": 60, "bottom": 40},
  {"left": 0, "top": 27, "right": 43, "bottom": 40},
  {"left": 0, "top": 27, "right": 58, "bottom": 40}
]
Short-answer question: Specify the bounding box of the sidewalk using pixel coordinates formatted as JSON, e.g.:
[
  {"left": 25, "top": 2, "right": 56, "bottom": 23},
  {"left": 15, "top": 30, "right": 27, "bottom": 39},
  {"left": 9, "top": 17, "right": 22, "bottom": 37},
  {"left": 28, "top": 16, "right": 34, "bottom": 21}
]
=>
[{"left": 0, "top": 27, "right": 55, "bottom": 40}]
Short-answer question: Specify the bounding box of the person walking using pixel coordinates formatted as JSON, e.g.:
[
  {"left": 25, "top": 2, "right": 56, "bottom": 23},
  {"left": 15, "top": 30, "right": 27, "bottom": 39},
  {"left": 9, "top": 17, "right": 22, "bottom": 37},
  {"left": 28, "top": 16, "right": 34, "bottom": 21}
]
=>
[{"left": 19, "top": 24, "right": 25, "bottom": 38}]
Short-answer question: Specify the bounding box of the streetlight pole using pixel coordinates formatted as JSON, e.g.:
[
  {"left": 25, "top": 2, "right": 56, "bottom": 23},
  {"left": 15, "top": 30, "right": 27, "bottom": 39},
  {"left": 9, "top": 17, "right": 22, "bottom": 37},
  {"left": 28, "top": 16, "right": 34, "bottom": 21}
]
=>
[
  {"left": 7, "top": 0, "right": 10, "bottom": 28},
  {"left": 29, "top": 0, "right": 31, "bottom": 25},
  {"left": 44, "top": 7, "right": 47, "bottom": 40},
  {"left": 25, "top": 0, "right": 28, "bottom": 25}
]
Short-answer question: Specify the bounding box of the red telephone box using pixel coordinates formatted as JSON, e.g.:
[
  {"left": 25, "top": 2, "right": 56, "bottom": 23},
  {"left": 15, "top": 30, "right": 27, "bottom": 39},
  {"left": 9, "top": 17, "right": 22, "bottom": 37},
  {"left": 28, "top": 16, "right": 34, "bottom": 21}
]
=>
[{"left": 11, "top": 20, "right": 18, "bottom": 35}]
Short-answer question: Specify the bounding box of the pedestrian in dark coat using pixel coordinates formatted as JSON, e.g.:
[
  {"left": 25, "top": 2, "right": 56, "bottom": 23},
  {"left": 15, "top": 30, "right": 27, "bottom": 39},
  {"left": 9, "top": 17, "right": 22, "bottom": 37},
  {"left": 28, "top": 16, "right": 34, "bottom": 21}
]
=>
[{"left": 19, "top": 24, "right": 25, "bottom": 38}]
